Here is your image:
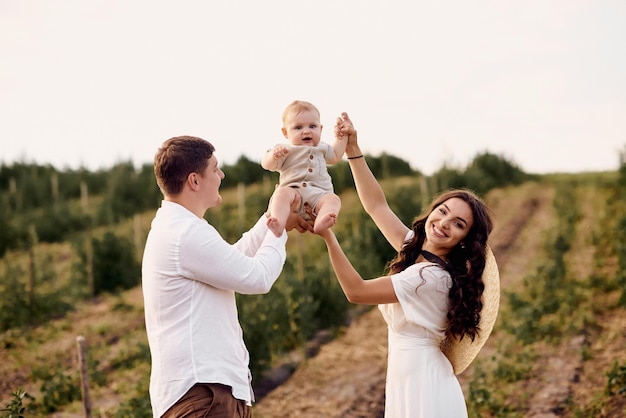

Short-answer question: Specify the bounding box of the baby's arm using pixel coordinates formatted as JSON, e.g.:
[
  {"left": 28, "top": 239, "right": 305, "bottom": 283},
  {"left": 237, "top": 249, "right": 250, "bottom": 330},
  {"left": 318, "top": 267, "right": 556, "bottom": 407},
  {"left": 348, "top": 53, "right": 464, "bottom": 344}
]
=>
[{"left": 262, "top": 145, "right": 290, "bottom": 170}]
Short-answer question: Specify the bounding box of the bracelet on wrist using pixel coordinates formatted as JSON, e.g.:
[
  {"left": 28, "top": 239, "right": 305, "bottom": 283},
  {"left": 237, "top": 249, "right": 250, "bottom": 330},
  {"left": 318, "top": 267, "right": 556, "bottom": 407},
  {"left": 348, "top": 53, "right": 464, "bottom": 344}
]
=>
[{"left": 347, "top": 155, "right": 364, "bottom": 160}]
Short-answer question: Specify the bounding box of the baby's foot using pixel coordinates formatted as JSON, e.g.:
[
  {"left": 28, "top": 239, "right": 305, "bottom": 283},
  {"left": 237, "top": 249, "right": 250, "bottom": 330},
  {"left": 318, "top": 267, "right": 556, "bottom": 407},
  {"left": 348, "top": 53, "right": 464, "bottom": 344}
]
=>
[
  {"left": 313, "top": 213, "right": 337, "bottom": 234},
  {"left": 266, "top": 216, "right": 285, "bottom": 237}
]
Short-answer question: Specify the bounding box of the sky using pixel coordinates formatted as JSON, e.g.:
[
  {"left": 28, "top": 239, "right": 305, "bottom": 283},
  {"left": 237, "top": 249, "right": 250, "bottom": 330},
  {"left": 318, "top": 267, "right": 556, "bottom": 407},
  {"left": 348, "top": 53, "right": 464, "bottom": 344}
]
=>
[{"left": 1, "top": 0, "right": 625, "bottom": 175}]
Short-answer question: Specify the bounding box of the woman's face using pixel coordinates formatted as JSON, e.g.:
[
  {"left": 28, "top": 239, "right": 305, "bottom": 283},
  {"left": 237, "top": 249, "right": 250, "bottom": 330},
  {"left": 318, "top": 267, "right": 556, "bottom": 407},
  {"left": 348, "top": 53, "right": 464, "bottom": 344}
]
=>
[{"left": 424, "top": 197, "right": 474, "bottom": 254}]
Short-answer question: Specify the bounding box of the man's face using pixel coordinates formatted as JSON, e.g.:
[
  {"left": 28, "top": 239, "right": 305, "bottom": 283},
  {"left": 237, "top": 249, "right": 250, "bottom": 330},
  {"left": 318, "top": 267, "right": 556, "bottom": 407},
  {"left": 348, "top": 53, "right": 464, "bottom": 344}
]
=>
[{"left": 198, "top": 155, "right": 225, "bottom": 208}]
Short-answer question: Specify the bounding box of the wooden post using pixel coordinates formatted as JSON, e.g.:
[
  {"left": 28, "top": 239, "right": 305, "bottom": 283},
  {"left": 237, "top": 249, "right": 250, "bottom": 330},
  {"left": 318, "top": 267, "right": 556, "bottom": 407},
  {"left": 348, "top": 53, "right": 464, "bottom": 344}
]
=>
[
  {"left": 51, "top": 172, "right": 59, "bottom": 205},
  {"left": 420, "top": 175, "right": 429, "bottom": 201},
  {"left": 85, "top": 228, "right": 94, "bottom": 297},
  {"left": 134, "top": 213, "right": 142, "bottom": 263},
  {"left": 28, "top": 225, "right": 38, "bottom": 309},
  {"left": 237, "top": 182, "right": 246, "bottom": 228},
  {"left": 9, "top": 177, "right": 21, "bottom": 212},
  {"left": 80, "top": 180, "right": 89, "bottom": 212},
  {"left": 296, "top": 233, "right": 304, "bottom": 281},
  {"left": 76, "top": 336, "right": 92, "bottom": 418}
]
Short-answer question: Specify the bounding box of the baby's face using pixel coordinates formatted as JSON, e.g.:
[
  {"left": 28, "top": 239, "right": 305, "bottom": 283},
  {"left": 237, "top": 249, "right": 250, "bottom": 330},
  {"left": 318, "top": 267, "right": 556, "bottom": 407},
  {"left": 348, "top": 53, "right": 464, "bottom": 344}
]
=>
[{"left": 282, "top": 109, "right": 323, "bottom": 146}]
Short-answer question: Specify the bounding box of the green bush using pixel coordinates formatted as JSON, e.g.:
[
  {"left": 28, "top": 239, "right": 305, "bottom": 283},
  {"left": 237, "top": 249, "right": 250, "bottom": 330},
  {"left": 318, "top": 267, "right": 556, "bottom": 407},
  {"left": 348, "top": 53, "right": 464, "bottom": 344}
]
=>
[
  {"left": 0, "top": 262, "right": 30, "bottom": 331},
  {"left": 39, "top": 372, "right": 80, "bottom": 413},
  {"left": 92, "top": 232, "right": 141, "bottom": 295},
  {"left": 115, "top": 395, "right": 152, "bottom": 418},
  {"left": 73, "top": 231, "right": 141, "bottom": 296},
  {"left": 0, "top": 388, "right": 33, "bottom": 418},
  {"left": 29, "top": 364, "right": 80, "bottom": 414},
  {"left": 28, "top": 204, "right": 91, "bottom": 243},
  {"left": 606, "top": 361, "right": 626, "bottom": 397}
]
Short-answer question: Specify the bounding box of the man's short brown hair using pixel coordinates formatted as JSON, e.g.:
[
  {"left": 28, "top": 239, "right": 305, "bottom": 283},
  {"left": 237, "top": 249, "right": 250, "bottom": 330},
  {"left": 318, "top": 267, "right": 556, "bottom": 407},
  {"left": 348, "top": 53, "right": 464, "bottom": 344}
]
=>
[{"left": 154, "top": 136, "right": 215, "bottom": 196}]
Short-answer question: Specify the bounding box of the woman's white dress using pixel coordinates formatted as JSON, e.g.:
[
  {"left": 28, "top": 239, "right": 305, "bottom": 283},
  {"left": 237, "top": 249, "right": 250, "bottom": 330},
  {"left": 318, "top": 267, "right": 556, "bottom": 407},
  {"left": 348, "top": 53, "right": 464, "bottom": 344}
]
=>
[{"left": 378, "top": 262, "right": 468, "bottom": 418}]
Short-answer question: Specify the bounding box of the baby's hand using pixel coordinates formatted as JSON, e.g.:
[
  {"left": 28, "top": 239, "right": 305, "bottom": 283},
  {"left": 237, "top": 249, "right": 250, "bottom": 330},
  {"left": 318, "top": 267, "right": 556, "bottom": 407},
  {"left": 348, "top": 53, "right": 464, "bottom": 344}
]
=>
[{"left": 273, "top": 145, "right": 289, "bottom": 160}]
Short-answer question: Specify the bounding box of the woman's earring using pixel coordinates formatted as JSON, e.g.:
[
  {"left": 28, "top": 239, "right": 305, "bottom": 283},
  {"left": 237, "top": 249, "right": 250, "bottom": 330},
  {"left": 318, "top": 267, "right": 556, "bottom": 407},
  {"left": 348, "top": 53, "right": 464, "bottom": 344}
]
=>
[{"left": 460, "top": 243, "right": 465, "bottom": 250}]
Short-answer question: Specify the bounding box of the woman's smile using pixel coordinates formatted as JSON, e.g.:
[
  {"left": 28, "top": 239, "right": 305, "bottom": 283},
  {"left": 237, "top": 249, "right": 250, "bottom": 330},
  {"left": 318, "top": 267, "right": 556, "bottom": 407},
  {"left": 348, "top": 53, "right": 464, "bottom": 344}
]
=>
[{"left": 431, "top": 223, "right": 447, "bottom": 238}]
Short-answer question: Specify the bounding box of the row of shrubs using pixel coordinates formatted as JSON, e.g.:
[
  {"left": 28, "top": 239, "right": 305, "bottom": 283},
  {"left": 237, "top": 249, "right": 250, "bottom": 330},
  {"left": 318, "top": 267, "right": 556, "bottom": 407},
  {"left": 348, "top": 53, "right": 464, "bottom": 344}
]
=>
[
  {"left": 5, "top": 172, "right": 625, "bottom": 416},
  {"left": 0, "top": 151, "right": 571, "bottom": 416},
  {"left": 465, "top": 167, "right": 626, "bottom": 416}
]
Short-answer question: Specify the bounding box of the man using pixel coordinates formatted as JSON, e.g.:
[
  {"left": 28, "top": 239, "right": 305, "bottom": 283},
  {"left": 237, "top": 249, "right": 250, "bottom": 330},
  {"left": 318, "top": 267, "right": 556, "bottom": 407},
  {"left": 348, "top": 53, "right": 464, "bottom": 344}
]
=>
[{"left": 142, "top": 135, "right": 309, "bottom": 417}]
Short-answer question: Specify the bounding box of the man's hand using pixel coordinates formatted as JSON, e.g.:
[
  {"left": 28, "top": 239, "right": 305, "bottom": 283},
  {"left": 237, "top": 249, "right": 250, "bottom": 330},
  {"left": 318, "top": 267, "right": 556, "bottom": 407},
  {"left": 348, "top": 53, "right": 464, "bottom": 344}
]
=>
[{"left": 284, "top": 194, "right": 314, "bottom": 233}]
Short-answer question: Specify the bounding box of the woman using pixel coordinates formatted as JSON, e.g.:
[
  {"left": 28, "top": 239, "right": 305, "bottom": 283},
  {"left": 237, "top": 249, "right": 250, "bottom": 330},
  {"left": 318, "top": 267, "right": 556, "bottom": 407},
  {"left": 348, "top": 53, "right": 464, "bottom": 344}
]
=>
[{"left": 317, "top": 113, "right": 496, "bottom": 417}]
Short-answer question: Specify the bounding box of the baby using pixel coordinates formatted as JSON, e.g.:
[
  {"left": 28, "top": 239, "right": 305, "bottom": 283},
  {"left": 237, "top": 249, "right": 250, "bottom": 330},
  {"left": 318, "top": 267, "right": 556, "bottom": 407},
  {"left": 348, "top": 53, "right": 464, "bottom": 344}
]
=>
[{"left": 262, "top": 100, "right": 347, "bottom": 236}]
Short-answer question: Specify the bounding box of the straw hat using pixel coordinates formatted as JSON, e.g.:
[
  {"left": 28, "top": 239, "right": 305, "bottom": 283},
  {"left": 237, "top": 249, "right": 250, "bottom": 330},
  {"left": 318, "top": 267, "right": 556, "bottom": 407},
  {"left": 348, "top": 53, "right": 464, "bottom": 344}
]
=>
[{"left": 440, "top": 245, "right": 500, "bottom": 375}]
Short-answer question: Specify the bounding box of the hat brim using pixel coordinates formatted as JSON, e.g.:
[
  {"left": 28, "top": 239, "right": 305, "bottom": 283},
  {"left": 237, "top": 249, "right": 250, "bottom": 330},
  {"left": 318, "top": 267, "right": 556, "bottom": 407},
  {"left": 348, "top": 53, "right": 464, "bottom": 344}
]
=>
[{"left": 440, "top": 245, "right": 500, "bottom": 375}]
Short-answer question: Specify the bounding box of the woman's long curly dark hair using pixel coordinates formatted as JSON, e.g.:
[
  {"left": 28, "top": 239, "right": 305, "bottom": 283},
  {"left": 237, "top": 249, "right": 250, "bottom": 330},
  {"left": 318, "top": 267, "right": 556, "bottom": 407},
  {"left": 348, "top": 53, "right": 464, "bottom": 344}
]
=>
[{"left": 386, "top": 189, "right": 493, "bottom": 341}]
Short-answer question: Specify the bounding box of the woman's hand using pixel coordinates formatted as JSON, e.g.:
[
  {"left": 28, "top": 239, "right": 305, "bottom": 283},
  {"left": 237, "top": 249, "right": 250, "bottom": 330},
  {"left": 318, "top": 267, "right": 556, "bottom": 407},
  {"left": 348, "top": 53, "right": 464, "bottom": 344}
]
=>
[{"left": 334, "top": 112, "right": 356, "bottom": 140}]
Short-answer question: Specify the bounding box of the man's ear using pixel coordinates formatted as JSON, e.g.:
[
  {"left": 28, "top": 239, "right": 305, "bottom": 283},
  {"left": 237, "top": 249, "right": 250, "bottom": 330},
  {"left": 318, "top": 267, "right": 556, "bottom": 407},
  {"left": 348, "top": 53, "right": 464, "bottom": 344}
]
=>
[{"left": 187, "top": 173, "right": 200, "bottom": 190}]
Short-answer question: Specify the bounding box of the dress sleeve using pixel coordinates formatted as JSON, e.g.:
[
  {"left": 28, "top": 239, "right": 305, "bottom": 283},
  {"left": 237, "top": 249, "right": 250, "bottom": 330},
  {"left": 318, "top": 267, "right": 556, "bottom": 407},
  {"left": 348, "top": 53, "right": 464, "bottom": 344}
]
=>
[{"left": 390, "top": 263, "right": 451, "bottom": 333}]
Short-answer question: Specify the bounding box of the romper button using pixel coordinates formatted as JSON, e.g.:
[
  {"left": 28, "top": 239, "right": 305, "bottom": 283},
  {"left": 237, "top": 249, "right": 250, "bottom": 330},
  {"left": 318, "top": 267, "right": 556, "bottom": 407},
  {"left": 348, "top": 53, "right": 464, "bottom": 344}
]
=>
[
  {"left": 309, "top": 155, "right": 314, "bottom": 160},
  {"left": 308, "top": 168, "right": 313, "bottom": 173},
  {"left": 302, "top": 182, "right": 307, "bottom": 187}
]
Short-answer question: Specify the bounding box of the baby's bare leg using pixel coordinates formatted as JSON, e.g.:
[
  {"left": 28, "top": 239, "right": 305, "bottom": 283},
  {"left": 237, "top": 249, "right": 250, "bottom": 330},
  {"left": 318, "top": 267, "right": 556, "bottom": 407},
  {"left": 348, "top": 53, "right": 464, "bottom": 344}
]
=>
[
  {"left": 313, "top": 193, "right": 341, "bottom": 234},
  {"left": 267, "top": 187, "right": 299, "bottom": 237}
]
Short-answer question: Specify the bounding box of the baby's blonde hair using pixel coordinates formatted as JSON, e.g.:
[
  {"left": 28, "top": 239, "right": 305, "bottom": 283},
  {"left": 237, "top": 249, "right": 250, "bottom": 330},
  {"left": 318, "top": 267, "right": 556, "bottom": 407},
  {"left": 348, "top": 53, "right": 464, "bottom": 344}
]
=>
[{"left": 282, "top": 100, "right": 320, "bottom": 125}]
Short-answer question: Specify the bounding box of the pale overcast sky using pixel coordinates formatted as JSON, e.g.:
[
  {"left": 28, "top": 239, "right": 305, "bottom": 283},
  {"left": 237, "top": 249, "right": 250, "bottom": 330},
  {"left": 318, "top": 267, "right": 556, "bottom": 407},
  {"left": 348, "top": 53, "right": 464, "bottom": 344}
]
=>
[{"left": 1, "top": 0, "right": 625, "bottom": 174}]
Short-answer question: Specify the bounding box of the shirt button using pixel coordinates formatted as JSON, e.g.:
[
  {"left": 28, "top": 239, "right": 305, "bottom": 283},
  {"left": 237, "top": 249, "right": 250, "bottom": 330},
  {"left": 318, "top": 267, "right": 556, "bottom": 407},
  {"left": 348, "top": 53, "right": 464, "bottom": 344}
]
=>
[
  {"left": 308, "top": 168, "right": 313, "bottom": 173},
  {"left": 309, "top": 155, "right": 314, "bottom": 160},
  {"left": 302, "top": 182, "right": 307, "bottom": 187}
]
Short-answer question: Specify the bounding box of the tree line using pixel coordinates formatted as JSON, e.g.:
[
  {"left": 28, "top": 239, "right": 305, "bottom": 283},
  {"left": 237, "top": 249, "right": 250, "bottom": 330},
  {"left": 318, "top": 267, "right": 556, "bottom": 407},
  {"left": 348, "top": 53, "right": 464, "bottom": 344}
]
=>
[{"left": 0, "top": 151, "right": 528, "bottom": 258}]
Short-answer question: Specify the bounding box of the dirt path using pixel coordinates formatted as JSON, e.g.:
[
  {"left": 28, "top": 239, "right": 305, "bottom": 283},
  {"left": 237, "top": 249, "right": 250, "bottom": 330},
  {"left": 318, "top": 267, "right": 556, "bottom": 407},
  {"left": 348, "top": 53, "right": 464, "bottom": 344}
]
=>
[{"left": 253, "top": 307, "right": 387, "bottom": 418}]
